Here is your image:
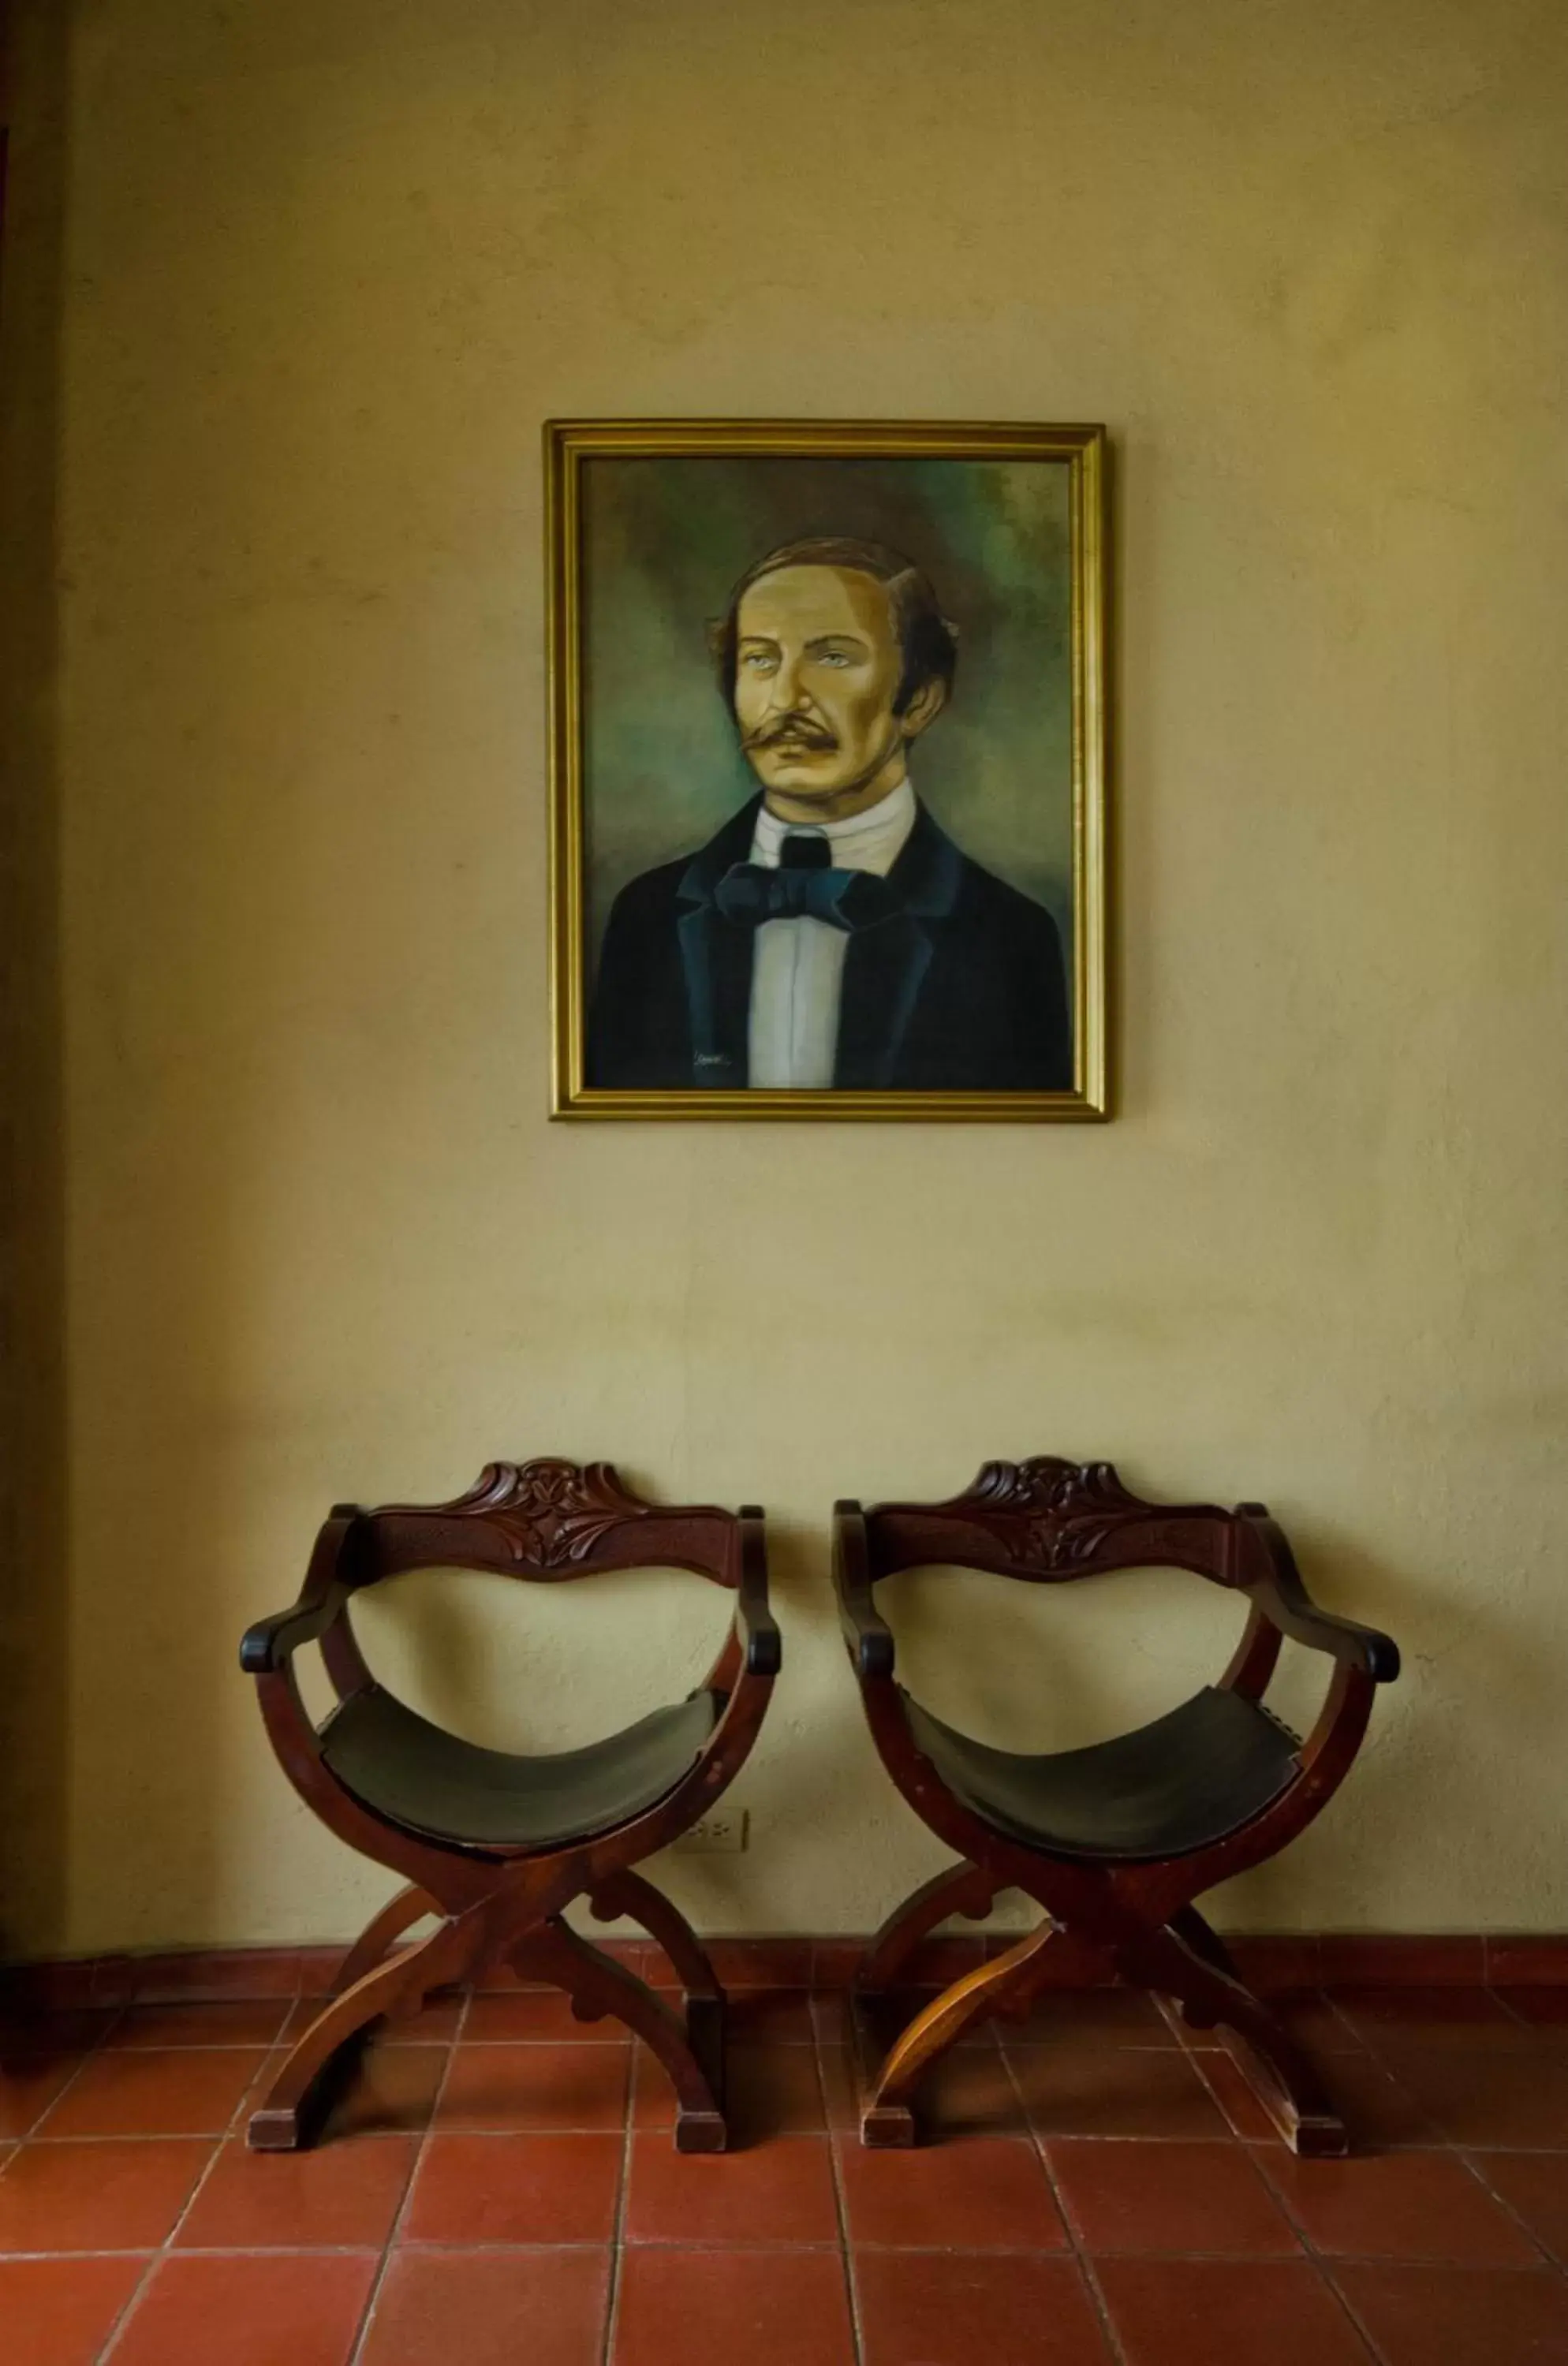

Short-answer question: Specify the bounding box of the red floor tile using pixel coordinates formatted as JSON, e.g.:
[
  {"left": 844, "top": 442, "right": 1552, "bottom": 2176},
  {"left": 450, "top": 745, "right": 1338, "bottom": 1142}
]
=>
[
  {"left": 909, "top": 1937, "right": 991, "bottom": 1985},
  {"left": 811, "top": 1991, "right": 851, "bottom": 2052},
  {"left": 1185, "top": 2050, "right": 1282, "bottom": 2142},
  {"left": 875, "top": 1988, "right": 999, "bottom": 2050},
  {"left": 1230, "top": 1938, "right": 1325, "bottom": 1993},
  {"left": 836, "top": 2132, "right": 1068, "bottom": 2249},
  {"left": 1469, "top": 2151, "right": 1568, "bottom": 2263},
  {"left": 1258, "top": 2145, "right": 1543, "bottom": 2263},
  {"left": 1047, "top": 2137, "right": 1299, "bottom": 2256},
  {"left": 817, "top": 2036, "right": 859, "bottom": 2133},
  {"left": 1006, "top": 1990, "right": 1178, "bottom": 2047},
  {"left": 1331, "top": 2262, "right": 1568, "bottom": 2365},
  {"left": 0, "top": 2008, "right": 119, "bottom": 2054},
  {"left": 1392, "top": 2051, "right": 1568, "bottom": 2148},
  {"left": 461, "top": 1988, "right": 628, "bottom": 2043},
  {"left": 376, "top": 1993, "right": 469, "bottom": 2044},
  {"left": 727, "top": 2045, "right": 829, "bottom": 2141},
  {"left": 707, "top": 1940, "right": 818, "bottom": 1989},
  {"left": 914, "top": 2047, "right": 1030, "bottom": 2140},
  {"left": 316, "top": 2043, "right": 450, "bottom": 2141},
  {"left": 0, "top": 2134, "right": 213, "bottom": 2252},
  {"left": 1174, "top": 1990, "right": 1367, "bottom": 2054},
  {"left": 360, "top": 2245, "right": 610, "bottom": 2366},
  {"left": 473, "top": 1952, "right": 645, "bottom": 1991},
  {"left": 1011, "top": 2044, "right": 1230, "bottom": 2141},
  {"left": 811, "top": 1941, "right": 865, "bottom": 1991},
  {"left": 1, "top": 1963, "right": 135, "bottom": 2016},
  {"left": 1193, "top": 2047, "right": 1439, "bottom": 2151},
  {"left": 614, "top": 2245, "right": 855, "bottom": 2366},
  {"left": 280, "top": 1994, "right": 466, "bottom": 2048},
  {"left": 625, "top": 2130, "right": 839, "bottom": 2245},
  {"left": 1093, "top": 2256, "right": 1375, "bottom": 2366},
  {"left": 1320, "top": 1937, "right": 1486, "bottom": 1987},
  {"left": 0, "top": 2254, "right": 149, "bottom": 2366},
  {"left": 35, "top": 2046, "right": 267, "bottom": 2137},
  {"left": 110, "top": 2250, "right": 379, "bottom": 2366},
  {"left": 633, "top": 2043, "right": 824, "bottom": 2140},
  {"left": 437, "top": 2041, "right": 628, "bottom": 2131},
  {"left": 726, "top": 1989, "right": 819, "bottom": 2045},
  {"left": 1489, "top": 1947, "right": 1568, "bottom": 1988},
  {"left": 133, "top": 1948, "right": 304, "bottom": 2002},
  {"left": 1495, "top": 1989, "right": 1568, "bottom": 2038},
  {"left": 403, "top": 2132, "right": 621, "bottom": 2245},
  {"left": 175, "top": 2132, "right": 417, "bottom": 2249},
  {"left": 108, "top": 2000, "right": 292, "bottom": 2049},
  {"left": 0, "top": 2055, "right": 87, "bottom": 2140},
  {"left": 854, "top": 2248, "right": 1111, "bottom": 2365},
  {"left": 1320, "top": 2052, "right": 1447, "bottom": 2151},
  {"left": 1334, "top": 1987, "right": 1538, "bottom": 2054}
]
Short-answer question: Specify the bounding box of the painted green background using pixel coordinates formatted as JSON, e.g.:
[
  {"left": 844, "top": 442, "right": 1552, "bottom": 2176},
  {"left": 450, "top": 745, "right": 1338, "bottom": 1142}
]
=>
[{"left": 580, "top": 454, "right": 1075, "bottom": 978}]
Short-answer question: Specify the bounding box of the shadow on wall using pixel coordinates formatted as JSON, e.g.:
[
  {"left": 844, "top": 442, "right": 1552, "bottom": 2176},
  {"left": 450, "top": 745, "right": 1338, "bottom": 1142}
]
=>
[{"left": 0, "top": 0, "right": 71, "bottom": 1961}]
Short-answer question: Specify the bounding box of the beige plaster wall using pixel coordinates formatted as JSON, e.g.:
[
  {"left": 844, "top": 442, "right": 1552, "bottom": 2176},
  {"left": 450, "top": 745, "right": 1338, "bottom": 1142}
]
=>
[{"left": 3, "top": 0, "right": 1566, "bottom": 1954}]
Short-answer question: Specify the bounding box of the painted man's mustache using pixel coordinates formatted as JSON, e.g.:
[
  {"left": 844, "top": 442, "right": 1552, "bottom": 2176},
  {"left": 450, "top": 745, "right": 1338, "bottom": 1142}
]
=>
[{"left": 744, "top": 717, "right": 840, "bottom": 751}]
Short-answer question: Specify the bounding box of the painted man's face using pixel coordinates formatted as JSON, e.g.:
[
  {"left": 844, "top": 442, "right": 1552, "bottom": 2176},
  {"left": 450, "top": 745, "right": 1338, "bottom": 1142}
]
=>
[{"left": 733, "top": 564, "right": 939, "bottom": 814}]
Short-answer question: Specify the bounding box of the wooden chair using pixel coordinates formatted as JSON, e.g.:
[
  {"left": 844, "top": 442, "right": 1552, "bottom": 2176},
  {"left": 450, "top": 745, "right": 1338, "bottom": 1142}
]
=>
[
  {"left": 240, "top": 1458, "right": 778, "bottom": 2153},
  {"left": 834, "top": 1457, "right": 1399, "bottom": 2156}
]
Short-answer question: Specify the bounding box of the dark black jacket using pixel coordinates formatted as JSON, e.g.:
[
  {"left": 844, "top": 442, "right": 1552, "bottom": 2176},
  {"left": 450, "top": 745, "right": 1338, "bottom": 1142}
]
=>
[{"left": 588, "top": 795, "right": 1071, "bottom": 1092}]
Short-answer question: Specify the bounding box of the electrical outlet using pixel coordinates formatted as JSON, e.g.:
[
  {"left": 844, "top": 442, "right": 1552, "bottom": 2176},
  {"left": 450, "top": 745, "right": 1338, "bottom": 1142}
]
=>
[{"left": 673, "top": 1808, "right": 749, "bottom": 1854}]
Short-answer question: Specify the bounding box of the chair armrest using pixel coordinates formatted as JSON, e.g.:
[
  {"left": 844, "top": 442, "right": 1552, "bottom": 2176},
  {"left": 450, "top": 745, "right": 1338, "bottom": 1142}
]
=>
[
  {"left": 1238, "top": 1507, "right": 1400, "bottom": 1683},
  {"left": 834, "top": 1499, "right": 895, "bottom": 1679},
  {"left": 238, "top": 1510, "right": 362, "bottom": 1675},
  {"left": 734, "top": 1507, "right": 782, "bottom": 1677}
]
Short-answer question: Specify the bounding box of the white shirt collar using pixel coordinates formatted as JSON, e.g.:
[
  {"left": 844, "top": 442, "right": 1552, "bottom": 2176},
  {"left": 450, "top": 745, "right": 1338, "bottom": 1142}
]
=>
[{"left": 751, "top": 776, "right": 917, "bottom": 877}]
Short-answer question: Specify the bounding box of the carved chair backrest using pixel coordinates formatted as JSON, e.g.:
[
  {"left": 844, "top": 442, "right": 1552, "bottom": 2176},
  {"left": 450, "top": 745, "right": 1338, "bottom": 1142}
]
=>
[
  {"left": 341, "top": 1461, "right": 741, "bottom": 1592},
  {"left": 863, "top": 1460, "right": 1257, "bottom": 1593}
]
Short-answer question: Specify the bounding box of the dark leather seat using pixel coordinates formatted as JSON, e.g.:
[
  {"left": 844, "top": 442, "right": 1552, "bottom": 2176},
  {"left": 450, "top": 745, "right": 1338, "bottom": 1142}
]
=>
[
  {"left": 321, "top": 1685, "right": 719, "bottom": 1851},
  {"left": 902, "top": 1685, "right": 1300, "bottom": 1862}
]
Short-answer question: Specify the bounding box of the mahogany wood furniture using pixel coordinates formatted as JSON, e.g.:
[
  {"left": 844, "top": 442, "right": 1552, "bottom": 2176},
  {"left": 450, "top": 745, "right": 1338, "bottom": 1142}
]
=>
[
  {"left": 240, "top": 1458, "right": 778, "bottom": 2152},
  {"left": 834, "top": 1458, "right": 1399, "bottom": 2155}
]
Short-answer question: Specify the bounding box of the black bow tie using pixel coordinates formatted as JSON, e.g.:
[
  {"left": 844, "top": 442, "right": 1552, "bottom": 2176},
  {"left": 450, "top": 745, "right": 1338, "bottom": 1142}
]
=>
[{"left": 713, "top": 831, "right": 902, "bottom": 933}]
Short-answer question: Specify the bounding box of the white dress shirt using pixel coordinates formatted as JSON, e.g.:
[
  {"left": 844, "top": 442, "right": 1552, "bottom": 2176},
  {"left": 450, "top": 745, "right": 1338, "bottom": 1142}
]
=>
[{"left": 747, "top": 778, "right": 918, "bottom": 1088}]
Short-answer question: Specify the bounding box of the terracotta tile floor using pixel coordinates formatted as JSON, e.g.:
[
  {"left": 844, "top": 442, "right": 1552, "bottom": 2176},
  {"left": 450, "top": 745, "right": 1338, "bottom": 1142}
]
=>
[{"left": 7, "top": 1980, "right": 1568, "bottom": 2361}]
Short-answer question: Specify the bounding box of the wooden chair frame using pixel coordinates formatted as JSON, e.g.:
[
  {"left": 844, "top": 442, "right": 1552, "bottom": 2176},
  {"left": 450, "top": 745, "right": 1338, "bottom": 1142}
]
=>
[
  {"left": 240, "top": 1458, "right": 778, "bottom": 2153},
  {"left": 834, "top": 1457, "right": 1399, "bottom": 2156}
]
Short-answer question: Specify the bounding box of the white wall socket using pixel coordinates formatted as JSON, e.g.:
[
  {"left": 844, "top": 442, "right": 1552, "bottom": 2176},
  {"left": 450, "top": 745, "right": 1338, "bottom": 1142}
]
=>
[{"left": 673, "top": 1808, "right": 749, "bottom": 1854}]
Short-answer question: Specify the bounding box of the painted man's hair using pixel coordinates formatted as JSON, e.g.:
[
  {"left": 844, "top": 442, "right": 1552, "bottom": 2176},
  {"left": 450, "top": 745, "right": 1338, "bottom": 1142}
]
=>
[{"left": 707, "top": 537, "right": 959, "bottom": 716}]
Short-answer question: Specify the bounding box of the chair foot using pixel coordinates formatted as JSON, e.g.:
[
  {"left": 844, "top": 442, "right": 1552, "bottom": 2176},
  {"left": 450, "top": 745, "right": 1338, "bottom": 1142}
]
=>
[
  {"left": 525, "top": 1917, "right": 729, "bottom": 2151},
  {"left": 847, "top": 1990, "right": 917, "bottom": 2144},
  {"left": 851, "top": 1922, "right": 1055, "bottom": 2145},
  {"left": 1140, "top": 1920, "right": 1348, "bottom": 2155},
  {"left": 246, "top": 2105, "right": 308, "bottom": 2151},
  {"left": 861, "top": 2103, "right": 918, "bottom": 2148},
  {"left": 1213, "top": 2025, "right": 1350, "bottom": 2156},
  {"left": 247, "top": 1915, "right": 472, "bottom": 2151},
  {"left": 674, "top": 2108, "right": 728, "bottom": 2154}
]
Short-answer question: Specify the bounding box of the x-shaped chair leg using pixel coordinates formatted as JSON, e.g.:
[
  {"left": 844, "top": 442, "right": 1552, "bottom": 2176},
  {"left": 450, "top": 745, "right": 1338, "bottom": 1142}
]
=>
[
  {"left": 249, "top": 1904, "right": 485, "bottom": 2149},
  {"left": 851, "top": 1868, "right": 1349, "bottom": 2155},
  {"left": 252, "top": 1863, "right": 731, "bottom": 2153},
  {"left": 854, "top": 1916, "right": 1056, "bottom": 2146},
  {"left": 1129, "top": 1909, "right": 1346, "bottom": 2155},
  {"left": 524, "top": 1915, "right": 726, "bottom": 2151},
  {"left": 330, "top": 1883, "right": 443, "bottom": 1995}
]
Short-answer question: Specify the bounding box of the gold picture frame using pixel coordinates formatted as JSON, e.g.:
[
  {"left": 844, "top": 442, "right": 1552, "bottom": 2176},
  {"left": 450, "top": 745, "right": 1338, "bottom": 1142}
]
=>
[{"left": 547, "top": 419, "right": 1110, "bottom": 1121}]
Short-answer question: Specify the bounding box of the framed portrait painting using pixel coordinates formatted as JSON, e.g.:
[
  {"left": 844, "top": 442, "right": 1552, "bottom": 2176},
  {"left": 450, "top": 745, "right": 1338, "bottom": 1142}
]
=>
[{"left": 547, "top": 420, "right": 1109, "bottom": 1121}]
